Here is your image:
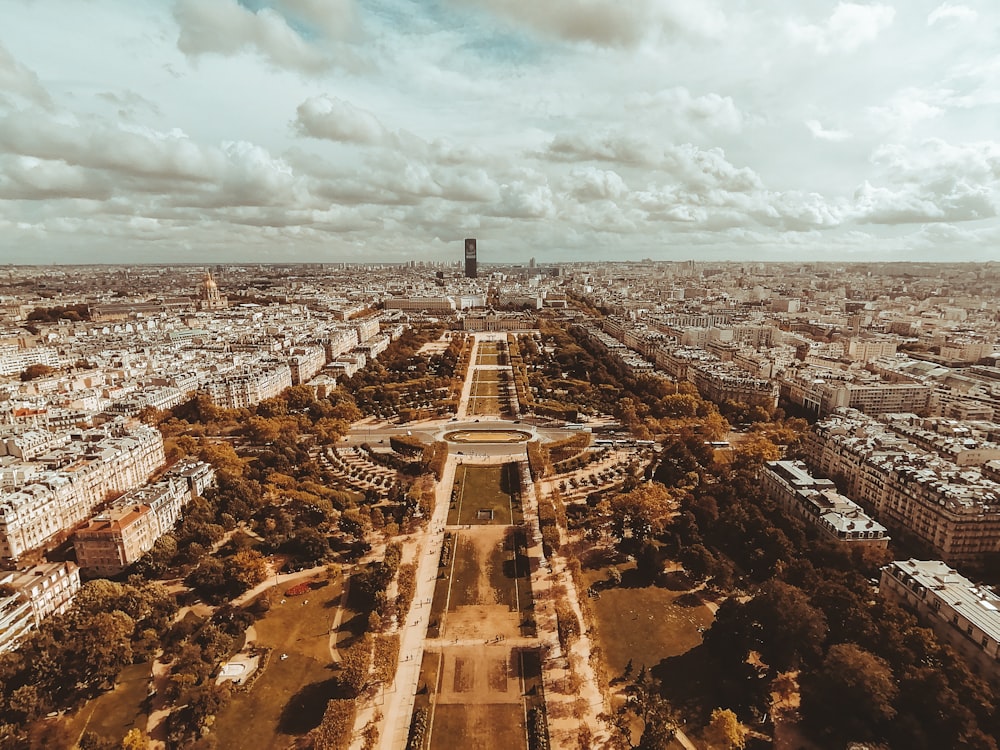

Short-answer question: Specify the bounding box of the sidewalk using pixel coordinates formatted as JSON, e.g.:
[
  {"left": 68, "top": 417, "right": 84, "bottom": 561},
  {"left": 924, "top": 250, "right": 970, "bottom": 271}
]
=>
[{"left": 349, "top": 457, "right": 457, "bottom": 750}]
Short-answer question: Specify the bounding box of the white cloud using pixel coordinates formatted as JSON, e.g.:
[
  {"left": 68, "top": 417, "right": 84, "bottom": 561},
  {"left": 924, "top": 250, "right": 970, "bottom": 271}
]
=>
[
  {"left": 853, "top": 179, "right": 994, "bottom": 224},
  {"left": 448, "top": 0, "right": 726, "bottom": 48},
  {"left": 805, "top": 119, "right": 852, "bottom": 142},
  {"left": 870, "top": 139, "right": 1000, "bottom": 185},
  {"left": 0, "top": 42, "right": 52, "bottom": 109},
  {"left": 293, "top": 95, "right": 393, "bottom": 146},
  {"left": 0, "top": 156, "right": 111, "bottom": 200},
  {"left": 851, "top": 139, "right": 1000, "bottom": 224},
  {"left": 867, "top": 88, "right": 945, "bottom": 135},
  {"left": 927, "top": 3, "right": 978, "bottom": 26},
  {"left": 788, "top": 3, "right": 895, "bottom": 55},
  {"left": 173, "top": 0, "right": 334, "bottom": 73},
  {"left": 626, "top": 87, "right": 744, "bottom": 136},
  {"left": 564, "top": 167, "right": 628, "bottom": 202}
]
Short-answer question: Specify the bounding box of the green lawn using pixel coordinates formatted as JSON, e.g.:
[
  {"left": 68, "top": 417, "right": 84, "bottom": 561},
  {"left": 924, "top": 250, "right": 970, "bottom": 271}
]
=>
[
  {"left": 582, "top": 564, "right": 715, "bottom": 679},
  {"left": 212, "top": 578, "right": 345, "bottom": 746},
  {"left": 448, "top": 464, "right": 522, "bottom": 526},
  {"left": 430, "top": 704, "right": 526, "bottom": 750},
  {"left": 67, "top": 661, "right": 152, "bottom": 744}
]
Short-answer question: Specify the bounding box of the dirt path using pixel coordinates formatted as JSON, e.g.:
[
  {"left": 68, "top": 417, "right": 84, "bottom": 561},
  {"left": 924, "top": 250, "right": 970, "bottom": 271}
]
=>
[
  {"left": 525, "top": 480, "right": 613, "bottom": 749},
  {"left": 354, "top": 458, "right": 457, "bottom": 750}
]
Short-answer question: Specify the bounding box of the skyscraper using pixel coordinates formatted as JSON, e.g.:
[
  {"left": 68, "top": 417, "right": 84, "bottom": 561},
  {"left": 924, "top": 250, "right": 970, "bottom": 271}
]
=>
[{"left": 464, "top": 238, "right": 477, "bottom": 278}]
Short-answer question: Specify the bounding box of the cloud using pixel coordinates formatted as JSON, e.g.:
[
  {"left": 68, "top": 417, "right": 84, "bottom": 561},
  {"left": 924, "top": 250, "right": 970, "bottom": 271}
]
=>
[
  {"left": 564, "top": 167, "right": 628, "bottom": 201},
  {"left": 293, "top": 95, "right": 394, "bottom": 146},
  {"left": 494, "top": 172, "right": 556, "bottom": 218},
  {"left": 626, "top": 87, "right": 744, "bottom": 136},
  {"left": 788, "top": 3, "right": 895, "bottom": 55},
  {"left": 867, "top": 88, "right": 945, "bottom": 134},
  {"left": 853, "top": 179, "right": 994, "bottom": 224},
  {"left": 870, "top": 139, "right": 1000, "bottom": 185},
  {"left": 927, "top": 3, "right": 978, "bottom": 26},
  {"left": 173, "top": 0, "right": 334, "bottom": 73},
  {"left": 96, "top": 90, "right": 163, "bottom": 121},
  {"left": 275, "top": 0, "right": 358, "bottom": 39},
  {"left": 448, "top": 0, "right": 726, "bottom": 48},
  {"left": 0, "top": 109, "right": 312, "bottom": 209},
  {"left": 545, "top": 131, "right": 763, "bottom": 193},
  {"left": 0, "top": 156, "right": 112, "bottom": 200},
  {"left": 852, "top": 139, "right": 1000, "bottom": 224},
  {"left": 805, "top": 119, "right": 852, "bottom": 142},
  {"left": 0, "top": 42, "right": 52, "bottom": 109}
]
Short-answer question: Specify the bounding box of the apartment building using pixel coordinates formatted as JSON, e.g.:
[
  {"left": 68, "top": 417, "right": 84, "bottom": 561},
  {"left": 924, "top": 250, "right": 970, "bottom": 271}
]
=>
[
  {"left": 807, "top": 410, "right": 1000, "bottom": 566},
  {"left": 781, "top": 367, "right": 931, "bottom": 417},
  {"left": 688, "top": 362, "right": 778, "bottom": 410},
  {"left": 288, "top": 345, "right": 326, "bottom": 385},
  {"left": 845, "top": 336, "right": 899, "bottom": 362},
  {"left": 0, "top": 346, "right": 60, "bottom": 377},
  {"left": 201, "top": 360, "right": 293, "bottom": 409},
  {"left": 0, "top": 425, "right": 165, "bottom": 562},
  {"left": 880, "top": 559, "right": 1000, "bottom": 688},
  {"left": 0, "top": 562, "right": 81, "bottom": 654},
  {"left": 761, "top": 460, "right": 889, "bottom": 546},
  {"left": 322, "top": 328, "right": 360, "bottom": 360},
  {"left": 74, "top": 503, "right": 161, "bottom": 576}
]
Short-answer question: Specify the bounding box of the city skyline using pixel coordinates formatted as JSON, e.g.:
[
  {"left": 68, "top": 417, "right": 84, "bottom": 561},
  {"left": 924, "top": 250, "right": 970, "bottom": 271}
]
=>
[{"left": 2, "top": 1, "right": 1000, "bottom": 264}]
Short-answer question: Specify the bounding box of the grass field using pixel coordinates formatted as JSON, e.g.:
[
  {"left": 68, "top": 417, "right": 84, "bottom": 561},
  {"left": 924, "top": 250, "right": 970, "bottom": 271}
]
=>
[
  {"left": 447, "top": 529, "right": 532, "bottom": 613},
  {"left": 413, "top": 449, "right": 543, "bottom": 750},
  {"left": 212, "top": 577, "right": 345, "bottom": 746},
  {"left": 448, "top": 464, "right": 523, "bottom": 526},
  {"left": 474, "top": 341, "right": 505, "bottom": 367},
  {"left": 430, "top": 704, "right": 526, "bottom": 750},
  {"left": 66, "top": 661, "right": 151, "bottom": 744},
  {"left": 469, "top": 374, "right": 501, "bottom": 397},
  {"left": 581, "top": 564, "right": 714, "bottom": 679},
  {"left": 467, "top": 369, "right": 513, "bottom": 416}
]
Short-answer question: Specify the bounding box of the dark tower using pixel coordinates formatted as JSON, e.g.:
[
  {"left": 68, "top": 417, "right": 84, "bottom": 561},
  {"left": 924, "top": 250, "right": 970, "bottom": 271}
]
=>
[{"left": 464, "top": 238, "right": 477, "bottom": 278}]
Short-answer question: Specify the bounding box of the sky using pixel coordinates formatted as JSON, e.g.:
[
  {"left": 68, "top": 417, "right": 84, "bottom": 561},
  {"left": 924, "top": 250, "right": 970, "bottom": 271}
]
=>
[{"left": 1, "top": 1, "right": 1000, "bottom": 265}]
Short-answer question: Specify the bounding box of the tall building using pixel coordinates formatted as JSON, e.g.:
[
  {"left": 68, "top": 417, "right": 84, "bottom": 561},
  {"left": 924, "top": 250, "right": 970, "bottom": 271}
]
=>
[{"left": 464, "top": 238, "right": 477, "bottom": 279}]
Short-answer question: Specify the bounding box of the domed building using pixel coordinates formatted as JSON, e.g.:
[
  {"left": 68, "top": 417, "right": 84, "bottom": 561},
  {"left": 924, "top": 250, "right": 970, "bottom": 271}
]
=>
[{"left": 197, "top": 271, "right": 228, "bottom": 311}]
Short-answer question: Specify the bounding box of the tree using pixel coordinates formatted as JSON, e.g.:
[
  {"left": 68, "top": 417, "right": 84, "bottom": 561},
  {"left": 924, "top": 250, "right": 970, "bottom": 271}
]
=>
[
  {"left": 730, "top": 434, "right": 781, "bottom": 473},
  {"left": 707, "top": 708, "right": 747, "bottom": 749},
  {"left": 19, "top": 364, "right": 55, "bottom": 381},
  {"left": 801, "top": 643, "right": 897, "bottom": 743},
  {"left": 747, "top": 581, "right": 828, "bottom": 671},
  {"left": 337, "top": 634, "right": 373, "bottom": 696},
  {"left": 607, "top": 483, "right": 674, "bottom": 547},
  {"left": 121, "top": 728, "right": 147, "bottom": 750},
  {"left": 228, "top": 548, "right": 269, "bottom": 592},
  {"left": 310, "top": 698, "right": 354, "bottom": 750},
  {"left": 611, "top": 675, "right": 676, "bottom": 750},
  {"left": 289, "top": 527, "right": 331, "bottom": 564}
]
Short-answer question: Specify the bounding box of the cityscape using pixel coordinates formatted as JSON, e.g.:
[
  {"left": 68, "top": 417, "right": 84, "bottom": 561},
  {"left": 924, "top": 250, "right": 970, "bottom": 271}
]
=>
[
  {"left": 0, "top": 256, "right": 998, "bottom": 749},
  {"left": 4, "top": 1, "right": 1000, "bottom": 749}
]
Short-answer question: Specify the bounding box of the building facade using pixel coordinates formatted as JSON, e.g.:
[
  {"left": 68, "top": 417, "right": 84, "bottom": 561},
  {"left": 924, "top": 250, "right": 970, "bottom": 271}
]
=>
[
  {"left": 761, "top": 460, "right": 889, "bottom": 546},
  {"left": 880, "top": 559, "right": 1000, "bottom": 688}
]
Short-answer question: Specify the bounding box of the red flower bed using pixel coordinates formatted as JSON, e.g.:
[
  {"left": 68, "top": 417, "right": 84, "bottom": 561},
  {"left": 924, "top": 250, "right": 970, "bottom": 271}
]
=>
[{"left": 285, "top": 582, "right": 311, "bottom": 596}]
